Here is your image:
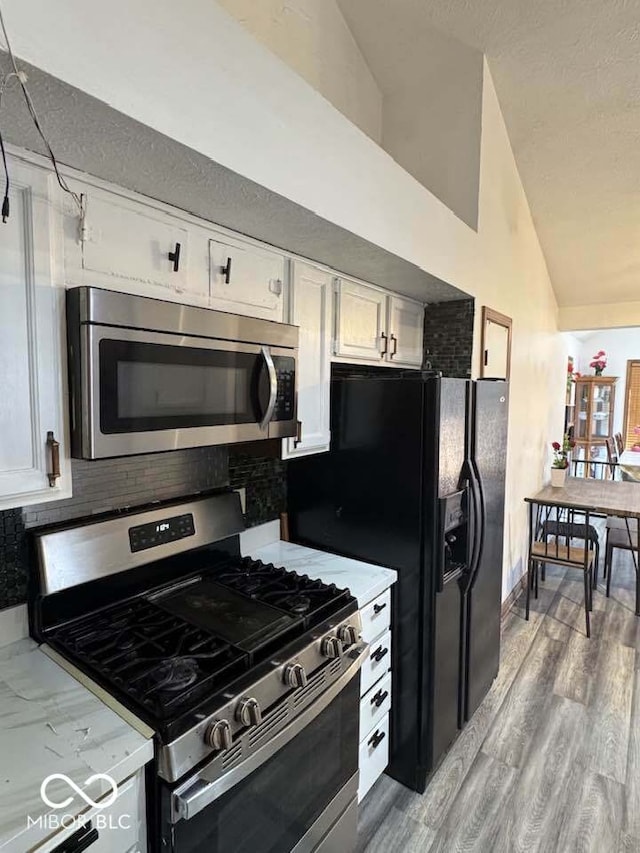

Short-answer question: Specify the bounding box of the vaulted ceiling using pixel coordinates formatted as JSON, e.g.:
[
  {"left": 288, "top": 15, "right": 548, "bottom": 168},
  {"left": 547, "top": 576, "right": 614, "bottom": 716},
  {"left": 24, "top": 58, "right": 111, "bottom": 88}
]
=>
[{"left": 338, "top": 0, "right": 640, "bottom": 310}]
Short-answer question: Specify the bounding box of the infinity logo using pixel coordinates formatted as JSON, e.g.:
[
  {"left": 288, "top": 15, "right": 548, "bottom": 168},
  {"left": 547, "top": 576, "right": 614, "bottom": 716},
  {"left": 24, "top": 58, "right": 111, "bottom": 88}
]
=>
[{"left": 40, "top": 773, "right": 118, "bottom": 810}]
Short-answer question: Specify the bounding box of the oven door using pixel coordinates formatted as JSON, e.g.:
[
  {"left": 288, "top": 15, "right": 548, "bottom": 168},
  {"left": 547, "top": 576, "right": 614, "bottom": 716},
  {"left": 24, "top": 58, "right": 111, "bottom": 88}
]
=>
[
  {"left": 164, "top": 669, "right": 361, "bottom": 853},
  {"left": 76, "top": 325, "right": 297, "bottom": 458}
]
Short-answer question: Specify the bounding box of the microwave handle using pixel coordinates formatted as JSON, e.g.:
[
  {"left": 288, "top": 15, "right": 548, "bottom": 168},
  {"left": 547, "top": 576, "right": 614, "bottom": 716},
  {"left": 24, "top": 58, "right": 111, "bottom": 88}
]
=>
[{"left": 259, "top": 346, "right": 278, "bottom": 431}]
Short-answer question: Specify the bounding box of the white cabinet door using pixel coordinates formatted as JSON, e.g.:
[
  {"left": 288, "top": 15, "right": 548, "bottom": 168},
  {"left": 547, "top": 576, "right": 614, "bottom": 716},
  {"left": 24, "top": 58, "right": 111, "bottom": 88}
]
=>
[
  {"left": 283, "top": 262, "right": 332, "bottom": 459},
  {"left": 209, "top": 233, "right": 286, "bottom": 321},
  {"left": 387, "top": 295, "right": 424, "bottom": 367},
  {"left": 79, "top": 190, "right": 201, "bottom": 302},
  {"left": 0, "top": 161, "right": 71, "bottom": 510},
  {"left": 334, "top": 279, "right": 386, "bottom": 361}
]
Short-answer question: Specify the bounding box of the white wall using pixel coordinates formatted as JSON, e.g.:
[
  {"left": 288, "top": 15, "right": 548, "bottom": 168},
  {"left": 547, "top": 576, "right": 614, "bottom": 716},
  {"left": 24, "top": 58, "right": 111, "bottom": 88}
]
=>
[
  {"left": 571, "top": 328, "right": 640, "bottom": 439},
  {"left": 215, "top": 0, "right": 383, "bottom": 143},
  {"left": 2, "top": 0, "right": 568, "bottom": 601}
]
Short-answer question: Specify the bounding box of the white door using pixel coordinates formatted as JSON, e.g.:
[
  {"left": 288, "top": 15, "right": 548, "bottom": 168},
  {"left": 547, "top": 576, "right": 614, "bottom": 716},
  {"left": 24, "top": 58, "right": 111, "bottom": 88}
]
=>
[
  {"left": 209, "top": 233, "right": 286, "bottom": 321},
  {"left": 334, "top": 279, "right": 387, "bottom": 361},
  {"left": 80, "top": 189, "right": 199, "bottom": 301},
  {"left": 0, "top": 160, "right": 71, "bottom": 510},
  {"left": 386, "top": 296, "right": 424, "bottom": 366},
  {"left": 283, "top": 263, "right": 332, "bottom": 459}
]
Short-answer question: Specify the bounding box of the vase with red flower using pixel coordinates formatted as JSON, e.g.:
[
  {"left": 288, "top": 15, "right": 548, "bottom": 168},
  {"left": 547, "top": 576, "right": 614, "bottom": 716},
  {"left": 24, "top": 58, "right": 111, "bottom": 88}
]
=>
[{"left": 589, "top": 350, "right": 607, "bottom": 376}]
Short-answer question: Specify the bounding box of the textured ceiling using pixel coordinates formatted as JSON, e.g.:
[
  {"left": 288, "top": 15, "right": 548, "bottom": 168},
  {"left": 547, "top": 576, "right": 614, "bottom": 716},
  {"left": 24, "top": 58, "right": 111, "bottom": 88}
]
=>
[{"left": 338, "top": 0, "right": 640, "bottom": 309}]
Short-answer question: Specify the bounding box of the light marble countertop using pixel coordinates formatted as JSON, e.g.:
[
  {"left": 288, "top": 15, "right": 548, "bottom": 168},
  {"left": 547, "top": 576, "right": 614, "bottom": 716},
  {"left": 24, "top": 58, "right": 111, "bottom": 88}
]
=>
[
  {"left": 0, "top": 637, "right": 154, "bottom": 853},
  {"left": 244, "top": 527, "right": 397, "bottom": 608}
]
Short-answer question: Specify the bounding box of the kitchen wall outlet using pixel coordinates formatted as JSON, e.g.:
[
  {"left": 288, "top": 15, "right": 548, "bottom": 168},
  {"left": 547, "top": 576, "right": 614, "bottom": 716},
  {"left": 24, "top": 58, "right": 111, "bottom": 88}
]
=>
[{"left": 236, "top": 487, "right": 247, "bottom": 514}]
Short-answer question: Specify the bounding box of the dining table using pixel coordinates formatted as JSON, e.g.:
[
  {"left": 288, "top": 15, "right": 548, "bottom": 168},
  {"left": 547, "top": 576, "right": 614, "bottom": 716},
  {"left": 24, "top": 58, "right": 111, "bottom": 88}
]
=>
[{"left": 525, "top": 476, "right": 640, "bottom": 614}]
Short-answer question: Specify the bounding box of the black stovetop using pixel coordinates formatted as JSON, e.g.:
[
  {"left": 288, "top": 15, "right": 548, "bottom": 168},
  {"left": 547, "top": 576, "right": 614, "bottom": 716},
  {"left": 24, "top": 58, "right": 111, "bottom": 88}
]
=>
[{"left": 46, "top": 556, "right": 355, "bottom": 740}]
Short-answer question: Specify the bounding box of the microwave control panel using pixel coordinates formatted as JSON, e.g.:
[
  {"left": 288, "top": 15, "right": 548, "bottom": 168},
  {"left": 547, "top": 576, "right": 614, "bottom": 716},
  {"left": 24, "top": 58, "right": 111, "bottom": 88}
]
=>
[
  {"left": 129, "top": 513, "right": 195, "bottom": 552},
  {"left": 274, "top": 357, "right": 295, "bottom": 421}
]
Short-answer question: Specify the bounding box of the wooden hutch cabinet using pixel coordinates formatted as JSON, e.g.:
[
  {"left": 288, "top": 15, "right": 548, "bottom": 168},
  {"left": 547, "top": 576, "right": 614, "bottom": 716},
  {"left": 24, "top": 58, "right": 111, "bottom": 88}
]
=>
[{"left": 574, "top": 376, "right": 618, "bottom": 460}]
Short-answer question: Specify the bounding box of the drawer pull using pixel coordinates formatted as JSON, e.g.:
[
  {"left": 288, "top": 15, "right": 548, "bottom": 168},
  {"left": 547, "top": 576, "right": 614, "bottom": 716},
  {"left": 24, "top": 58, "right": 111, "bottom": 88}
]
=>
[
  {"left": 373, "top": 602, "right": 387, "bottom": 615},
  {"left": 371, "top": 688, "right": 389, "bottom": 708},
  {"left": 371, "top": 645, "right": 388, "bottom": 663},
  {"left": 367, "top": 730, "right": 386, "bottom": 750}
]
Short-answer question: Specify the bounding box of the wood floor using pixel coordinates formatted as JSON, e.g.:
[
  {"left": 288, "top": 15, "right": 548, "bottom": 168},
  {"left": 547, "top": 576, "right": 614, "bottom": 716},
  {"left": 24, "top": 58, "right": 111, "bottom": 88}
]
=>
[{"left": 357, "top": 545, "right": 640, "bottom": 852}]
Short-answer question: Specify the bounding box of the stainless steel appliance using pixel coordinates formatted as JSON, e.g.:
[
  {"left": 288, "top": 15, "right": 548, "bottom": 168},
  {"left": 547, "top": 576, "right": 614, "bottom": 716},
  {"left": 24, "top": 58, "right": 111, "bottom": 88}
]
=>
[
  {"left": 287, "top": 368, "right": 508, "bottom": 793},
  {"left": 30, "top": 492, "right": 366, "bottom": 853},
  {"left": 66, "top": 287, "right": 299, "bottom": 459}
]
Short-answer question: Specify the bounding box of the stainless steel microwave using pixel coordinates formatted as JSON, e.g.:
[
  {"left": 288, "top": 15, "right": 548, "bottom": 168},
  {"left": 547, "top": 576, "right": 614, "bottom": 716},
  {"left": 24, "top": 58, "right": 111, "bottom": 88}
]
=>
[{"left": 67, "top": 287, "right": 298, "bottom": 459}]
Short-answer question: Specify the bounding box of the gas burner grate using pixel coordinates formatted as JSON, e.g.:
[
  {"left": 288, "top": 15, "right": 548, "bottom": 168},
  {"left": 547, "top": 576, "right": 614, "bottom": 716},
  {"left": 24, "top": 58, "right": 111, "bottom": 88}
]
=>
[
  {"left": 215, "top": 557, "right": 348, "bottom": 621},
  {"left": 50, "top": 599, "right": 248, "bottom": 718}
]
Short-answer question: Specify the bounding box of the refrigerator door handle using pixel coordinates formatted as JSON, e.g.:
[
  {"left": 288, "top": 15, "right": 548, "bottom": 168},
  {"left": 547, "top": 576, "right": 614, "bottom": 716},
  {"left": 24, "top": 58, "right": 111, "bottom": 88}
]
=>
[{"left": 468, "top": 459, "right": 486, "bottom": 590}]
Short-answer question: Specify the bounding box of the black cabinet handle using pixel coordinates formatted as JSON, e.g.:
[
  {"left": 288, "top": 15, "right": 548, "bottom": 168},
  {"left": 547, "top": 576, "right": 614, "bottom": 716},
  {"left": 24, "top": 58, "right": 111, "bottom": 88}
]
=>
[
  {"left": 390, "top": 333, "right": 398, "bottom": 358},
  {"left": 221, "top": 256, "right": 232, "bottom": 283},
  {"left": 380, "top": 332, "right": 388, "bottom": 358},
  {"left": 51, "top": 821, "right": 99, "bottom": 852},
  {"left": 371, "top": 645, "right": 388, "bottom": 663},
  {"left": 371, "top": 688, "right": 389, "bottom": 708},
  {"left": 168, "top": 242, "right": 181, "bottom": 272},
  {"left": 367, "top": 729, "right": 386, "bottom": 749},
  {"left": 373, "top": 602, "right": 387, "bottom": 615}
]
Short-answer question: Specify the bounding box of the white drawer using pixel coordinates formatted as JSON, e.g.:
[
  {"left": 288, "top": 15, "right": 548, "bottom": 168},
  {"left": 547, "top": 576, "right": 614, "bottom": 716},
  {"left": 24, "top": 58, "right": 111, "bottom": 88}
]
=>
[
  {"left": 359, "top": 671, "right": 391, "bottom": 737},
  {"left": 358, "top": 713, "right": 390, "bottom": 802},
  {"left": 360, "top": 629, "right": 391, "bottom": 695},
  {"left": 360, "top": 588, "right": 391, "bottom": 644}
]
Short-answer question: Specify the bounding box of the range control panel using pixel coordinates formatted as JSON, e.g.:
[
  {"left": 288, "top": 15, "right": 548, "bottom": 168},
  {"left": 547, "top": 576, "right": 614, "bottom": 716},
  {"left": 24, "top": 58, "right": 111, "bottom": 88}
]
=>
[{"left": 129, "top": 513, "right": 195, "bottom": 553}]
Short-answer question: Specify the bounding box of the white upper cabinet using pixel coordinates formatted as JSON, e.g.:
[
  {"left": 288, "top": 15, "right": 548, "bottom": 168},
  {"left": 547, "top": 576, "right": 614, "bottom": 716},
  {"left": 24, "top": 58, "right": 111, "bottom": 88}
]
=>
[
  {"left": 0, "top": 159, "right": 71, "bottom": 510},
  {"left": 386, "top": 295, "right": 424, "bottom": 366},
  {"left": 209, "top": 232, "right": 286, "bottom": 321},
  {"left": 283, "top": 262, "right": 332, "bottom": 459},
  {"left": 333, "top": 279, "right": 387, "bottom": 361},
  {"left": 73, "top": 188, "right": 206, "bottom": 303}
]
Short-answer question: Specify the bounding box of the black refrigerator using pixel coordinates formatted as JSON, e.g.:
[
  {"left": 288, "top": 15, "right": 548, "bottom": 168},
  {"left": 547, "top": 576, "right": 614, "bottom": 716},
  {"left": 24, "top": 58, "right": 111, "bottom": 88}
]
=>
[{"left": 286, "top": 370, "right": 508, "bottom": 793}]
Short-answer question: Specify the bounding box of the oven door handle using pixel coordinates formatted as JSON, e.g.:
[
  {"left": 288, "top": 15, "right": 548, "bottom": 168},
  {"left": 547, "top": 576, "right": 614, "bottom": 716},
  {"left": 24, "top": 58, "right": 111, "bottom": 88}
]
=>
[
  {"left": 172, "top": 642, "right": 369, "bottom": 824},
  {"left": 259, "top": 345, "right": 278, "bottom": 431}
]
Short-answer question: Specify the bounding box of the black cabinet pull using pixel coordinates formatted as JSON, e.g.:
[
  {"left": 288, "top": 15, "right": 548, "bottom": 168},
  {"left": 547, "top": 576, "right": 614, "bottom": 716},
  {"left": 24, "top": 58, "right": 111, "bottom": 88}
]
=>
[
  {"left": 51, "top": 821, "right": 99, "bottom": 852},
  {"left": 371, "top": 645, "right": 388, "bottom": 663},
  {"left": 168, "top": 242, "right": 181, "bottom": 272},
  {"left": 380, "top": 332, "right": 388, "bottom": 358},
  {"left": 390, "top": 333, "right": 398, "bottom": 358},
  {"left": 371, "top": 688, "right": 389, "bottom": 708},
  {"left": 221, "top": 256, "right": 233, "bottom": 283},
  {"left": 367, "top": 729, "right": 386, "bottom": 749},
  {"left": 373, "top": 602, "right": 387, "bottom": 615}
]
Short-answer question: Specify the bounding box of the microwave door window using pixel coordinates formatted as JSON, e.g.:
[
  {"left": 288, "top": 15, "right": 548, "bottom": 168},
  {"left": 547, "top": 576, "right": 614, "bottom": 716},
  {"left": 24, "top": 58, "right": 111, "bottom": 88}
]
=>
[
  {"left": 99, "top": 339, "right": 261, "bottom": 433},
  {"left": 116, "top": 362, "right": 247, "bottom": 419}
]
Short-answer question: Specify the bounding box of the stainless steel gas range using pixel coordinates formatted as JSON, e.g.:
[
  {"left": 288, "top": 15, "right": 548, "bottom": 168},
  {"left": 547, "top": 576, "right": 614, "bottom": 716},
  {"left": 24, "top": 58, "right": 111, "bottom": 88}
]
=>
[{"left": 30, "top": 492, "right": 367, "bottom": 853}]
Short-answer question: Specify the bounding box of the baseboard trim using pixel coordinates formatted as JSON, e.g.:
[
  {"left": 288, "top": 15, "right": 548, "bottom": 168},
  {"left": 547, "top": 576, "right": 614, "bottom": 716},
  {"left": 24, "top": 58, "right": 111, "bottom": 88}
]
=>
[{"left": 501, "top": 574, "right": 527, "bottom": 619}]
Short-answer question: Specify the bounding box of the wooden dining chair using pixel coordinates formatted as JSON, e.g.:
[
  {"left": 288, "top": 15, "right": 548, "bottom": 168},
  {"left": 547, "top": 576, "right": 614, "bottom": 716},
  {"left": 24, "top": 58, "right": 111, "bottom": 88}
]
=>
[
  {"left": 605, "top": 437, "right": 620, "bottom": 480},
  {"left": 604, "top": 517, "right": 639, "bottom": 597},
  {"left": 539, "top": 512, "right": 600, "bottom": 585},
  {"left": 526, "top": 502, "right": 595, "bottom": 637},
  {"left": 615, "top": 432, "right": 624, "bottom": 455}
]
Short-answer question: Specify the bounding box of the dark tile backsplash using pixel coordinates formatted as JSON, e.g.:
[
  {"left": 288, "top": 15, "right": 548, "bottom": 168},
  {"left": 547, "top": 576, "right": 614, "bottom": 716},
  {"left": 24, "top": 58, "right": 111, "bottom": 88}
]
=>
[
  {"left": 423, "top": 299, "right": 475, "bottom": 378},
  {"left": 1, "top": 443, "right": 291, "bottom": 612},
  {"left": 22, "top": 447, "right": 229, "bottom": 529},
  {"left": 0, "top": 509, "right": 27, "bottom": 609},
  {"left": 229, "top": 447, "right": 287, "bottom": 529}
]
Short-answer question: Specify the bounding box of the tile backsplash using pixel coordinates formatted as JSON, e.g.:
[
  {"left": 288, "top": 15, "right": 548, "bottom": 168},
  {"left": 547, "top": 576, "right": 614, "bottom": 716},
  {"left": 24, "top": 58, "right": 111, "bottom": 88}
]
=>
[
  {"left": 0, "top": 443, "right": 287, "bottom": 611},
  {"left": 423, "top": 299, "right": 475, "bottom": 378}
]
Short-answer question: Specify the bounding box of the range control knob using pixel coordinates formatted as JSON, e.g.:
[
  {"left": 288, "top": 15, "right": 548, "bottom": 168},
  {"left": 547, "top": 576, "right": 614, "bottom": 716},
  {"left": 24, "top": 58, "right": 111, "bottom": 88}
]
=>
[
  {"left": 337, "top": 625, "right": 358, "bottom": 647},
  {"left": 204, "top": 719, "right": 232, "bottom": 752},
  {"left": 236, "top": 697, "right": 262, "bottom": 728},
  {"left": 283, "top": 663, "right": 308, "bottom": 689},
  {"left": 321, "top": 636, "right": 344, "bottom": 659}
]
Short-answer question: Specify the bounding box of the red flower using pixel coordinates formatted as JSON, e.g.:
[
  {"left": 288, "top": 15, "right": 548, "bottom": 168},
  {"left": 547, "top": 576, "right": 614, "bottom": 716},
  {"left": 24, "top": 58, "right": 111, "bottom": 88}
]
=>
[
  {"left": 552, "top": 441, "right": 561, "bottom": 450},
  {"left": 596, "top": 350, "right": 605, "bottom": 357},
  {"left": 567, "top": 363, "right": 574, "bottom": 373}
]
